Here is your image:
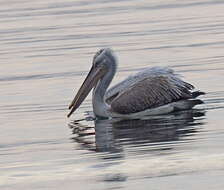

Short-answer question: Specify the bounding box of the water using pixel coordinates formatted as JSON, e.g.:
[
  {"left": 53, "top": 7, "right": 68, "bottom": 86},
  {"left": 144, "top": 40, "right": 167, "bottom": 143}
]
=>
[{"left": 1, "top": 0, "right": 224, "bottom": 189}]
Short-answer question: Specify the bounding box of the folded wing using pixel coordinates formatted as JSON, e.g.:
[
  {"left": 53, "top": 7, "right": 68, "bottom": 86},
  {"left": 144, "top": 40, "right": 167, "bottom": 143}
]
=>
[
  {"left": 105, "top": 66, "right": 176, "bottom": 103},
  {"left": 109, "top": 74, "right": 194, "bottom": 114}
]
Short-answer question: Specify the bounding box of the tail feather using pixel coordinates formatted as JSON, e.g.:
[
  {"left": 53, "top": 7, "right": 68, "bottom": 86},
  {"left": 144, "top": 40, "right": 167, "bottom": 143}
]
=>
[
  {"left": 192, "top": 91, "right": 205, "bottom": 98},
  {"left": 191, "top": 99, "right": 204, "bottom": 105},
  {"left": 173, "top": 99, "right": 204, "bottom": 111}
]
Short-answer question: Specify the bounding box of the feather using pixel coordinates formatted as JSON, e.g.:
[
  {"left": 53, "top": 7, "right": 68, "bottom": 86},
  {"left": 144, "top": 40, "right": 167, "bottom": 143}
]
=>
[
  {"left": 109, "top": 75, "right": 194, "bottom": 114},
  {"left": 105, "top": 66, "right": 175, "bottom": 102}
]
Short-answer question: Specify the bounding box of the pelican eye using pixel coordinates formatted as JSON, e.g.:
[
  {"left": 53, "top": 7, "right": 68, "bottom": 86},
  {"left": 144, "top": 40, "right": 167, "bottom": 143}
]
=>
[{"left": 94, "top": 59, "right": 100, "bottom": 65}]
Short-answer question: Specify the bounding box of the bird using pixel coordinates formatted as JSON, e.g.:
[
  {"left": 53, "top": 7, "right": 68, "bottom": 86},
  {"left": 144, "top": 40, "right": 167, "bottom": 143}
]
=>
[{"left": 68, "top": 48, "right": 205, "bottom": 119}]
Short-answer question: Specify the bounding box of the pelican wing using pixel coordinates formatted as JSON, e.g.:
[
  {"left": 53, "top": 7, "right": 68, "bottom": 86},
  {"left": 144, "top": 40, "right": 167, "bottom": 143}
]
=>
[
  {"left": 109, "top": 74, "right": 194, "bottom": 114},
  {"left": 105, "top": 67, "right": 176, "bottom": 103}
]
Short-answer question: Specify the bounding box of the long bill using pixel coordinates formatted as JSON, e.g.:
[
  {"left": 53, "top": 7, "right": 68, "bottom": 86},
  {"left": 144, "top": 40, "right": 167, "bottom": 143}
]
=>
[{"left": 67, "top": 65, "right": 106, "bottom": 118}]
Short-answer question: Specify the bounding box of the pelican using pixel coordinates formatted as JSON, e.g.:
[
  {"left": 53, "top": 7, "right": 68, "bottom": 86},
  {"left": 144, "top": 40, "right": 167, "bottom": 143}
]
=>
[{"left": 68, "top": 48, "right": 204, "bottom": 119}]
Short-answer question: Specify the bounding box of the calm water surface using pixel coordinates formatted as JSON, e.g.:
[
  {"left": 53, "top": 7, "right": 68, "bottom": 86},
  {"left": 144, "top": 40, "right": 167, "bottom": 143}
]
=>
[{"left": 1, "top": 0, "right": 224, "bottom": 189}]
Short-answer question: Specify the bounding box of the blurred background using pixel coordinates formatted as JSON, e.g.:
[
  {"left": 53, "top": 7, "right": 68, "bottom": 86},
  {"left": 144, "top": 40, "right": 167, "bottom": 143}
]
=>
[{"left": 1, "top": 0, "right": 224, "bottom": 189}]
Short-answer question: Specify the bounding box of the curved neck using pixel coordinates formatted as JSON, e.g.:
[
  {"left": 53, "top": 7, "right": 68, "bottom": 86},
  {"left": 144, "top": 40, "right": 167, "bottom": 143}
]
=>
[{"left": 92, "top": 65, "right": 116, "bottom": 118}]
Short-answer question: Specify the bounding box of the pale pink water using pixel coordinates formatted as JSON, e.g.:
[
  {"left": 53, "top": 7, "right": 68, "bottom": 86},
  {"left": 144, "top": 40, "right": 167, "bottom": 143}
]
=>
[{"left": 1, "top": 0, "right": 224, "bottom": 189}]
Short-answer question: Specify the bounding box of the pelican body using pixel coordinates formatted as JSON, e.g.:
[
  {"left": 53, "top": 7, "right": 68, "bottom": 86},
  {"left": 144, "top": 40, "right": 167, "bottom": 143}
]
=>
[{"left": 68, "top": 48, "right": 204, "bottom": 119}]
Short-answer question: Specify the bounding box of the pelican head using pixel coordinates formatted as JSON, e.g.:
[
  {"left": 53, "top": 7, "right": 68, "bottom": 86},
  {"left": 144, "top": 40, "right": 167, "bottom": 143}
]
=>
[{"left": 68, "top": 48, "right": 117, "bottom": 117}]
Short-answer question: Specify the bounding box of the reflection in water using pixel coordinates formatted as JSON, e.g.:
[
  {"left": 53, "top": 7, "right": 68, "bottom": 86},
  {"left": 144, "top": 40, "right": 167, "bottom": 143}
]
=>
[
  {"left": 69, "top": 110, "right": 205, "bottom": 183},
  {"left": 69, "top": 109, "right": 205, "bottom": 153},
  {"left": 1, "top": 0, "right": 224, "bottom": 188}
]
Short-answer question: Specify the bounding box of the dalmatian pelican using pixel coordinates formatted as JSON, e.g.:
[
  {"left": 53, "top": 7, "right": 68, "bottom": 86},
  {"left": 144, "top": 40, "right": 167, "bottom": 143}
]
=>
[{"left": 68, "top": 48, "right": 204, "bottom": 118}]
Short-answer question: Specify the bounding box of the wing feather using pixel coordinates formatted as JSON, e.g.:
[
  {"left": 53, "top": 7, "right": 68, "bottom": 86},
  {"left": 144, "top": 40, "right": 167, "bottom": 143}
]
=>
[
  {"left": 110, "top": 75, "right": 194, "bottom": 114},
  {"left": 105, "top": 66, "right": 175, "bottom": 103}
]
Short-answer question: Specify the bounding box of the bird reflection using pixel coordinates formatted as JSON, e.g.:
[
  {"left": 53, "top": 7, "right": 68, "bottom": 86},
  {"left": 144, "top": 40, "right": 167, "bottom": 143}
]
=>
[{"left": 69, "top": 109, "right": 205, "bottom": 153}]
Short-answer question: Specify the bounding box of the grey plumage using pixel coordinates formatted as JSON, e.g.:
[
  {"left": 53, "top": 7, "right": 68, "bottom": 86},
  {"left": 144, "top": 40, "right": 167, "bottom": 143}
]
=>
[
  {"left": 68, "top": 48, "right": 205, "bottom": 118},
  {"left": 105, "top": 67, "right": 201, "bottom": 115},
  {"left": 105, "top": 66, "right": 175, "bottom": 101}
]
